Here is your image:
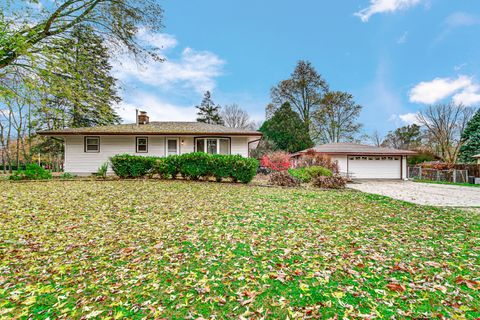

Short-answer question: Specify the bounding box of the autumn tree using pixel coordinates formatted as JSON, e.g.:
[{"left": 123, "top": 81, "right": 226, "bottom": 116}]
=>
[
  {"left": 260, "top": 102, "right": 313, "bottom": 153},
  {"left": 416, "top": 103, "right": 475, "bottom": 163},
  {"left": 382, "top": 124, "right": 423, "bottom": 150},
  {"left": 196, "top": 91, "right": 223, "bottom": 125},
  {"left": 271, "top": 60, "right": 328, "bottom": 127},
  {"left": 458, "top": 108, "right": 480, "bottom": 163},
  {"left": 0, "top": 0, "right": 164, "bottom": 72},
  {"left": 220, "top": 104, "right": 255, "bottom": 129},
  {"left": 311, "top": 91, "right": 362, "bottom": 143}
]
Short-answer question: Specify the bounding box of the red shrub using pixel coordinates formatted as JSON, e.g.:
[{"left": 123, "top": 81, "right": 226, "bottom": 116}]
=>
[
  {"left": 419, "top": 162, "right": 454, "bottom": 170},
  {"left": 296, "top": 150, "right": 339, "bottom": 173},
  {"left": 260, "top": 151, "right": 291, "bottom": 171}
]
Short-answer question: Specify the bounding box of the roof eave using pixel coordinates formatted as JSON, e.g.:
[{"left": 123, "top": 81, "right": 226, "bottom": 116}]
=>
[{"left": 37, "top": 131, "right": 263, "bottom": 137}]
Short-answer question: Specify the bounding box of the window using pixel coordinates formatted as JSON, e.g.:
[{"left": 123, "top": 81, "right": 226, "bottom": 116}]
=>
[
  {"left": 136, "top": 137, "right": 148, "bottom": 153},
  {"left": 166, "top": 138, "right": 179, "bottom": 156},
  {"left": 84, "top": 136, "right": 100, "bottom": 153},
  {"left": 195, "top": 138, "right": 230, "bottom": 154}
]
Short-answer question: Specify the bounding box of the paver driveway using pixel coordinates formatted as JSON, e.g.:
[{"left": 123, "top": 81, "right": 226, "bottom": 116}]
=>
[{"left": 348, "top": 180, "right": 480, "bottom": 207}]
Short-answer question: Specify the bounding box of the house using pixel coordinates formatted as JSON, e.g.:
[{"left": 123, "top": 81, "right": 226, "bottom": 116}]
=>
[
  {"left": 292, "top": 143, "right": 416, "bottom": 180},
  {"left": 38, "top": 111, "right": 262, "bottom": 175},
  {"left": 473, "top": 154, "right": 480, "bottom": 164}
]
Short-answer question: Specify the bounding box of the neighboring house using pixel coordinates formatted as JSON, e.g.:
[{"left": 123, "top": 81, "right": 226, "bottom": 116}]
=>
[
  {"left": 473, "top": 154, "right": 480, "bottom": 164},
  {"left": 292, "top": 143, "right": 416, "bottom": 180},
  {"left": 38, "top": 111, "right": 262, "bottom": 175}
]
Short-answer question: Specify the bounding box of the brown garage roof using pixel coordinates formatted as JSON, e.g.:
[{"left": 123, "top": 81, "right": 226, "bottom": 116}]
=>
[
  {"left": 38, "top": 121, "right": 263, "bottom": 137},
  {"left": 293, "top": 143, "right": 416, "bottom": 156}
]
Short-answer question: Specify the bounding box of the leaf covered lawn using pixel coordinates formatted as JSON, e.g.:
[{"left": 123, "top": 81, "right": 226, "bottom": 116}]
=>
[{"left": 0, "top": 180, "right": 479, "bottom": 319}]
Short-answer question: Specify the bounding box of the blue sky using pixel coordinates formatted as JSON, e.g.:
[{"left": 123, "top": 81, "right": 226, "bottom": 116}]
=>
[{"left": 113, "top": 0, "right": 480, "bottom": 136}]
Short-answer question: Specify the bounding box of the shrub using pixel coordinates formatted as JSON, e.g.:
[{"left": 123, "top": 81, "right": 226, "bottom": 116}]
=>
[
  {"left": 110, "top": 154, "right": 156, "bottom": 178},
  {"left": 59, "top": 172, "right": 76, "bottom": 179},
  {"left": 268, "top": 171, "right": 300, "bottom": 187},
  {"left": 111, "top": 153, "right": 259, "bottom": 183},
  {"left": 288, "top": 167, "right": 311, "bottom": 182},
  {"left": 96, "top": 162, "right": 109, "bottom": 179},
  {"left": 296, "top": 149, "right": 339, "bottom": 173},
  {"left": 9, "top": 164, "right": 52, "bottom": 181},
  {"left": 288, "top": 166, "right": 332, "bottom": 183},
  {"left": 305, "top": 166, "right": 332, "bottom": 178},
  {"left": 311, "top": 175, "right": 347, "bottom": 189},
  {"left": 260, "top": 151, "right": 291, "bottom": 171}
]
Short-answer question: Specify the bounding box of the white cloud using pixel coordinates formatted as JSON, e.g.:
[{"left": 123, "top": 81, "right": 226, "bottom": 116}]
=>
[
  {"left": 409, "top": 75, "right": 472, "bottom": 104},
  {"left": 399, "top": 112, "right": 420, "bottom": 124},
  {"left": 112, "top": 31, "right": 225, "bottom": 94},
  {"left": 355, "top": 0, "right": 423, "bottom": 22},
  {"left": 453, "top": 84, "right": 480, "bottom": 106},
  {"left": 445, "top": 12, "right": 480, "bottom": 28},
  {"left": 116, "top": 92, "right": 197, "bottom": 123},
  {"left": 397, "top": 31, "right": 408, "bottom": 44}
]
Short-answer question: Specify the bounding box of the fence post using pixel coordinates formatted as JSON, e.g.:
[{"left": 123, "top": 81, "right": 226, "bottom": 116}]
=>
[
  {"left": 453, "top": 170, "right": 457, "bottom": 183},
  {"left": 436, "top": 170, "right": 440, "bottom": 181},
  {"left": 419, "top": 167, "right": 422, "bottom": 180}
]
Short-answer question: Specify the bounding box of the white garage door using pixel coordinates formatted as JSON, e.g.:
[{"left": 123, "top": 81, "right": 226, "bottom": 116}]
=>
[{"left": 348, "top": 156, "right": 401, "bottom": 179}]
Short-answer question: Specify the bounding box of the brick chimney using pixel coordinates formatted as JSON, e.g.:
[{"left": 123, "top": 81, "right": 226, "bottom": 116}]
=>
[{"left": 137, "top": 111, "right": 149, "bottom": 125}]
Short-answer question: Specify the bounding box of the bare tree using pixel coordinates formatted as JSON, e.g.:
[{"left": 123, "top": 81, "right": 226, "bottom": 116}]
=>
[
  {"left": 416, "top": 103, "right": 475, "bottom": 163},
  {"left": 370, "top": 130, "right": 383, "bottom": 147},
  {"left": 220, "top": 104, "right": 255, "bottom": 129}
]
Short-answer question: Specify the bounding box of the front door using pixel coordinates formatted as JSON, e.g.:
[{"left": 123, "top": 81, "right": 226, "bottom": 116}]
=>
[{"left": 166, "top": 138, "right": 179, "bottom": 156}]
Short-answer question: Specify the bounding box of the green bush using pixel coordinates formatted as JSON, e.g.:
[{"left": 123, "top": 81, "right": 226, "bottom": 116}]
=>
[
  {"left": 288, "top": 167, "right": 311, "bottom": 182},
  {"left": 110, "top": 154, "right": 156, "bottom": 178},
  {"left": 59, "top": 172, "right": 76, "bottom": 179},
  {"left": 110, "top": 153, "right": 259, "bottom": 183},
  {"left": 288, "top": 166, "right": 332, "bottom": 183},
  {"left": 9, "top": 164, "right": 52, "bottom": 181}
]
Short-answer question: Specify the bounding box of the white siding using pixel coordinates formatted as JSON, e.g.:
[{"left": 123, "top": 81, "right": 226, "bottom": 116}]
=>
[
  {"left": 331, "top": 155, "right": 348, "bottom": 175},
  {"left": 64, "top": 135, "right": 255, "bottom": 174}
]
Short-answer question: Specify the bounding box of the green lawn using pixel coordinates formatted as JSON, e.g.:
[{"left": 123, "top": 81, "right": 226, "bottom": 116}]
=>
[
  {"left": 413, "top": 179, "right": 480, "bottom": 188},
  {"left": 0, "top": 180, "right": 479, "bottom": 319}
]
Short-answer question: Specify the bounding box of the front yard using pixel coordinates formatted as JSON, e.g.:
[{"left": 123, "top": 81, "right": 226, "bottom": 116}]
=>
[{"left": 0, "top": 180, "right": 479, "bottom": 318}]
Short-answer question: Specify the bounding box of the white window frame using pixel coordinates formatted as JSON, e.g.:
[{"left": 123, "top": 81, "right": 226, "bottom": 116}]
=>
[
  {"left": 195, "top": 138, "right": 230, "bottom": 155},
  {"left": 84, "top": 136, "right": 100, "bottom": 153},
  {"left": 136, "top": 137, "right": 148, "bottom": 153},
  {"left": 166, "top": 138, "right": 179, "bottom": 155}
]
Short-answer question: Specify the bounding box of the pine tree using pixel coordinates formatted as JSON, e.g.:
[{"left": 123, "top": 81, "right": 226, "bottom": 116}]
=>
[
  {"left": 39, "top": 25, "right": 121, "bottom": 130},
  {"left": 458, "top": 109, "right": 480, "bottom": 163},
  {"left": 260, "top": 102, "right": 313, "bottom": 153},
  {"left": 196, "top": 91, "right": 224, "bottom": 125}
]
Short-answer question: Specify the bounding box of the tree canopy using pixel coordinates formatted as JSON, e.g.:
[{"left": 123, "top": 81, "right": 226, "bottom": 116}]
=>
[
  {"left": 382, "top": 124, "right": 422, "bottom": 150},
  {"left": 271, "top": 60, "right": 328, "bottom": 127},
  {"left": 311, "top": 91, "right": 362, "bottom": 143},
  {"left": 260, "top": 102, "right": 313, "bottom": 153},
  {"left": 196, "top": 91, "right": 223, "bottom": 125},
  {"left": 458, "top": 109, "right": 480, "bottom": 163}
]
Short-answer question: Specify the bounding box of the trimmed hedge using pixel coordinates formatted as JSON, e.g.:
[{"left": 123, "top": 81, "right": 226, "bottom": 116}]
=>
[{"left": 110, "top": 153, "right": 259, "bottom": 183}]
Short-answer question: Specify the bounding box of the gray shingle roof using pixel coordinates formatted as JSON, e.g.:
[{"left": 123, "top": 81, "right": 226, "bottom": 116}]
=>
[
  {"left": 38, "top": 121, "right": 262, "bottom": 136},
  {"left": 294, "top": 143, "right": 416, "bottom": 156}
]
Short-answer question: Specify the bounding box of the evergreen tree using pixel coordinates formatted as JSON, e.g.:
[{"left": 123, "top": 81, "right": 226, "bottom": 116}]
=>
[
  {"left": 260, "top": 102, "right": 313, "bottom": 153},
  {"left": 458, "top": 109, "right": 480, "bottom": 163},
  {"left": 38, "top": 25, "right": 121, "bottom": 130},
  {"left": 196, "top": 91, "right": 224, "bottom": 125}
]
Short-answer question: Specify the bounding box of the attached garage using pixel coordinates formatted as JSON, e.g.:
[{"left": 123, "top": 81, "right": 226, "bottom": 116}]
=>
[
  {"left": 347, "top": 156, "right": 401, "bottom": 179},
  {"left": 293, "top": 143, "right": 416, "bottom": 180}
]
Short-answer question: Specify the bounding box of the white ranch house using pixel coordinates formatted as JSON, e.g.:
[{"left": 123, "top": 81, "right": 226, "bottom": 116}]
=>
[{"left": 39, "top": 112, "right": 262, "bottom": 175}]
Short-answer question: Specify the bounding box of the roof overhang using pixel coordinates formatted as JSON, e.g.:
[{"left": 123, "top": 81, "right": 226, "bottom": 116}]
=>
[
  {"left": 38, "top": 131, "right": 263, "bottom": 137},
  {"left": 291, "top": 150, "right": 417, "bottom": 157}
]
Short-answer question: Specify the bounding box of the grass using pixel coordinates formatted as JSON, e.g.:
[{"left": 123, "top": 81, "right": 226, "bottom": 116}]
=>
[
  {"left": 0, "top": 180, "right": 479, "bottom": 319},
  {"left": 413, "top": 179, "right": 480, "bottom": 188}
]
